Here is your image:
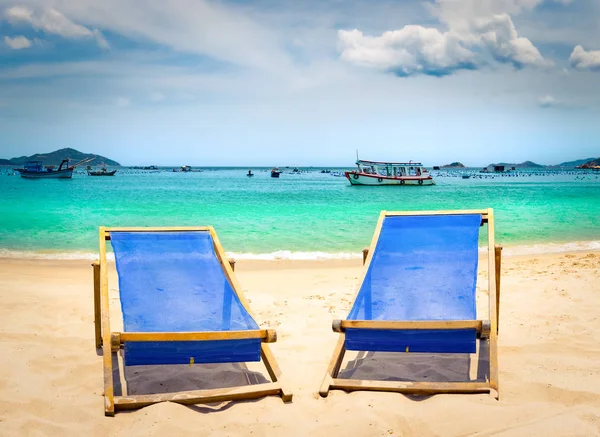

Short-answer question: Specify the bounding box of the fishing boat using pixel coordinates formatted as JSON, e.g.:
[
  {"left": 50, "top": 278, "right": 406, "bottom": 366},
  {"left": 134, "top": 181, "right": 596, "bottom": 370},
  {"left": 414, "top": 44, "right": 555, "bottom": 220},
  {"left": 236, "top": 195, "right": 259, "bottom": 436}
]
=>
[
  {"left": 88, "top": 167, "right": 117, "bottom": 176},
  {"left": 247, "top": 170, "right": 254, "bottom": 177},
  {"left": 271, "top": 168, "right": 281, "bottom": 178},
  {"left": 345, "top": 159, "right": 435, "bottom": 186},
  {"left": 15, "top": 159, "right": 75, "bottom": 179}
]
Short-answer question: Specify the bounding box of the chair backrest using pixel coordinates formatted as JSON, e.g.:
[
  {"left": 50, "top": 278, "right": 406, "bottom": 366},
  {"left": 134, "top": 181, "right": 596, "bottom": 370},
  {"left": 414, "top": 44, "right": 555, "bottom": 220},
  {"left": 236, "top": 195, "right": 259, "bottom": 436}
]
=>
[
  {"left": 110, "top": 230, "right": 263, "bottom": 365},
  {"left": 111, "top": 231, "right": 259, "bottom": 333},
  {"left": 348, "top": 214, "right": 482, "bottom": 322}
]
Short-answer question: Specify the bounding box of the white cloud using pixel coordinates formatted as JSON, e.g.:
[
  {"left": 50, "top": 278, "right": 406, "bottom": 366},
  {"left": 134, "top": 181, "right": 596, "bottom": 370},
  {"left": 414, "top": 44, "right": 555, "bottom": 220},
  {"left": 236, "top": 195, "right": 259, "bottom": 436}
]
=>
[
  {"left": 4, "top": 35, "right": 31, "bottom": 49},
  {"left": 338, "top": 28, "right": 476, "bottom": 77},
  {"left": 5, "top": 6, "right": 93, "bottom": 38},
  {"left": 1, "top": 0, "right": 291, "bottom": 72},
  {"left": 5, "top": 5, "right": 110, "bottom": 49},
  {"left": 569, "top": 45, "right": 600, "bottom": 71},
  {"left": 538, "top": 94, "right": 556, "bottom": 107},
  {"left": 338, "top": 13, "right": 546, "bottom": 76},
  {"left": 471, "top": 14, "right": 546, "bottom": 67},
  {"left": 3, "top": 5, "right": 32, "bottom": 22},
  {"left": 93, "top": 29, "right": 110, "bottom": 50},
  {"left": 1, "top": 0, "right": 596, "bottom": 118},
  {"left": 432, "top": 0, "right": 574, "bottom": 27}
]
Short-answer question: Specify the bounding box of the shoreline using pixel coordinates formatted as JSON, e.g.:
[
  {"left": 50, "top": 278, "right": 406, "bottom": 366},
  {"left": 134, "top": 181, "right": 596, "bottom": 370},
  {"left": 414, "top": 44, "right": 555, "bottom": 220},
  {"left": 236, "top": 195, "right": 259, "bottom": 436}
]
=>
[
  {"left": 0, "top": 239, "right": 599, "bottom": 261},
  {"left": 1, "top": 247, "right": 598, "bottom": 272}
]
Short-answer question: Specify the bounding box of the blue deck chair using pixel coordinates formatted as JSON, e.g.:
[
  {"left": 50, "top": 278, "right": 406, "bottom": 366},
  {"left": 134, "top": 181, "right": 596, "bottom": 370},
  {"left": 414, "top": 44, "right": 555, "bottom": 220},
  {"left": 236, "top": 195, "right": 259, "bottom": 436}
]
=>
[
  {"left": 320, "top": 209, "right": 501, "bottom": 398},
  {"left": 93, "top": 227, "right": 291, "bottom": 415}
]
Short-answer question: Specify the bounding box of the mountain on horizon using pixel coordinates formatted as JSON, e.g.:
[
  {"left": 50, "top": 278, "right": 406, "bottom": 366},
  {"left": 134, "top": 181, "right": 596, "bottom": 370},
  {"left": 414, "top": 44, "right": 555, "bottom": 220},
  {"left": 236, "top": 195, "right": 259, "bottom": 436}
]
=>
[
  {"left": 557, "top": 157, "right": 599, "bottom": 167},
  {"left": 0, "top": 148, "right": 120, "bottom": 167},
  {"left": 487, "top": 160, "right": 544, "bottom": 168}
]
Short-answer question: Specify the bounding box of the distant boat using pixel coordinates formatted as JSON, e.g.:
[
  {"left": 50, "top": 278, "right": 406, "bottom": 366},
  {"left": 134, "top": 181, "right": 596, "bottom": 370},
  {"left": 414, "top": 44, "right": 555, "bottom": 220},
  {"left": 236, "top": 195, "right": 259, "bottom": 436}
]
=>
[
  {"left": 247, "top": 170, "right": 254, "bottom": 177},
  {"left": 172, "top": 166, "right": 202, "bottom": 173},
  {"left": 345, "top": 159, "right": 435, "bottom": 186},
  {"left": 88, "top": 167, "right": 117, "bottom": 176},
  {"left": 15, "top": 159, "right": 74, "bottom": 179},
  {"left": 271, "top": 168, "right": 281, "bottom": 178},
  {"left": 462, "top": 174, "right": 471, "bottom": 179}
]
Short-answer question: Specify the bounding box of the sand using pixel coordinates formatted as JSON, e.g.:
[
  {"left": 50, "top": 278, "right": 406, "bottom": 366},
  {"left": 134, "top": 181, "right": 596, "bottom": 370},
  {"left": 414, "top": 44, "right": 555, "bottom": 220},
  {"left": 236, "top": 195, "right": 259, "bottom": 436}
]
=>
[{"left": 1, "top": 251, "right": 600, "bottom": 436}]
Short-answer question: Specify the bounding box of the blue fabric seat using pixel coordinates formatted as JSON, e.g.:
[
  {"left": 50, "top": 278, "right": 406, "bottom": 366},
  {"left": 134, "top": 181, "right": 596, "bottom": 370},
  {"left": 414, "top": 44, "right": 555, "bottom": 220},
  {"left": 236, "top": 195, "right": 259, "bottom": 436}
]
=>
[
  {"left": 111, "top": 231, "right": 261, "bottom": 366},
  {"left": 345, "top": 214, "right": 482, "bottom": 353}
]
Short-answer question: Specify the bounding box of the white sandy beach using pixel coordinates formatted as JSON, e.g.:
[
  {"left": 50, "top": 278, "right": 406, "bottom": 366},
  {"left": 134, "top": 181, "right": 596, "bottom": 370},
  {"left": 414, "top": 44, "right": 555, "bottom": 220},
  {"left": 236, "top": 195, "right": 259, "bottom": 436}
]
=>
[{"left": 1, "top": 251, "right": 600, "bottom": 436}]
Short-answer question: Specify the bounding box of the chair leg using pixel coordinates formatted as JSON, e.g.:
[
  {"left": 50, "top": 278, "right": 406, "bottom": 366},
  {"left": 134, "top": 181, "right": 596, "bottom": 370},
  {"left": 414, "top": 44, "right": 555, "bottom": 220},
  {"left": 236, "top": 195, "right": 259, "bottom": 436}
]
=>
[
  {"left": 319, "top": 336, "right": 346, "bottom": 397},
  {"left": 261, "top": 344, "right": 293, "bottom": 402},
  {"left": 92, "top": 261, "right": 102, "bottom": 349},
  {"left": 494, "top": 245, "right": 502, "bottom": 333}
]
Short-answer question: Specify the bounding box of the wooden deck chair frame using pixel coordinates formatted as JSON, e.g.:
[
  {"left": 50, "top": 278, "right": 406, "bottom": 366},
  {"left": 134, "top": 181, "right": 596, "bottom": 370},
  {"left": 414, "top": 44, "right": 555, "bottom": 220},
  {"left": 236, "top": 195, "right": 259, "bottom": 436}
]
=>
[
  {"left": 92, "top": 226, "right": 292, "bottom": 416},
  {"left": 320, "top": 209, "right": 502, "bottom": 399}
]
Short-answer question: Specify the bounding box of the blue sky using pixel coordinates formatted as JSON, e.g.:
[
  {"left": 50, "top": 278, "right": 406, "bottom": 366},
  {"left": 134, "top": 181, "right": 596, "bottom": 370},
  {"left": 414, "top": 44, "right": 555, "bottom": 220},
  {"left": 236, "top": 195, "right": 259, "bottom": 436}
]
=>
[{"left": 1, "top": 0, "right": 599, "bottom": 166}]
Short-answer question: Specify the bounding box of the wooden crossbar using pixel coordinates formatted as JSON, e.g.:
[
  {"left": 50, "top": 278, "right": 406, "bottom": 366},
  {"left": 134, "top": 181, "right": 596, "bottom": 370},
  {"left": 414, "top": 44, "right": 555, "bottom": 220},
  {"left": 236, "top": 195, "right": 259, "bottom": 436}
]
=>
[
  {"left": 113, "top": 382, "right": 285, "bottom": 411},
  {"left": 329, "top": 379, "right": 493, "bottom": 395},
  {"left": 104, "top": 225, "right": 211, "bottom": 232},
  {"left": 384, "top": 209, "right": 490, "bottom": 221},
  {"left": 114, "top": 329, "right": 277, "bottom": 343},
  {"left": 103, "top": 227, "right": 212, "bottom": 240},
  {"left": 333, "top": 320, "right": 484, "bottom": 332}
]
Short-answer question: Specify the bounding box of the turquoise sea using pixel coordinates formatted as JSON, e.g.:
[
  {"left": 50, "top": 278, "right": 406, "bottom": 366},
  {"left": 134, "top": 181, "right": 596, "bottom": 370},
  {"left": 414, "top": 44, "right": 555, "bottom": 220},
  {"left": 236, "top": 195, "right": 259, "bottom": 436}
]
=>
[{"left": 1, "top": 167, "right": 599, "bottom": 259}]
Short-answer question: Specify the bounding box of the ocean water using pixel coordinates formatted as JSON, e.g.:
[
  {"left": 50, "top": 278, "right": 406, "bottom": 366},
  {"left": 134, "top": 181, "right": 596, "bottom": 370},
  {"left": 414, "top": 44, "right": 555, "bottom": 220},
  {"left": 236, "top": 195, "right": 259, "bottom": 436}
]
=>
[{"left": 0, "top": 167, "right": 599, "bottom": 259}]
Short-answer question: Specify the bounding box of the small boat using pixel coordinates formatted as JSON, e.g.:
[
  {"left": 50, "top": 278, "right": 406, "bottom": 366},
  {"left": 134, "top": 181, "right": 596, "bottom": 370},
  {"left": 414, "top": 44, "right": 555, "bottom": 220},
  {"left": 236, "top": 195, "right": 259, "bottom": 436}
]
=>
[
  {"left": 88, "top": 167, "right": 117, "bottom": 176},
  {"left": 462, "top": 174, "right": 471, "bottom": 179},
  {"left": 271, "top": 168, "right": 281, "bottom": 178},
  {"left": 16, "top": 159, "right": 75, "bottom": 179},
  {"left": 345, "top": 159, "right": 435, "bottom": 186},
  {"left": 247, "top": 170, "right": 254, "bottom": 177}
]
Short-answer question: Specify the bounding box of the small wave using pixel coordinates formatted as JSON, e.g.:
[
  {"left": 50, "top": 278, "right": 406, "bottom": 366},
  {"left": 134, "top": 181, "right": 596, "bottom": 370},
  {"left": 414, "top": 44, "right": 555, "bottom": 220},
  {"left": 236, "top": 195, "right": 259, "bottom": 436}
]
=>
[
  {"left": 225, "top": 250, "right": 362, "bottom": 261},
  {"left": 0, "top": 241, "right": 598, "bottom": 261},
  {"left": 500, "top": 240, "right": 600, "bottom": 256},
  {"left": 0, "top": 248, "right": 360, "bottom": 261},
  {"left": 0, "top": 249, "right": 114, "bottom": 261}
]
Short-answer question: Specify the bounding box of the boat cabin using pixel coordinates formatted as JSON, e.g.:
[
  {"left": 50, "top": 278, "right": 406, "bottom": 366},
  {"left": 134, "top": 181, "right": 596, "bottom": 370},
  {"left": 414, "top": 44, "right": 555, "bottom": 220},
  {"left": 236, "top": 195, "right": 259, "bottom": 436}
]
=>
[
  {"left": 355, "top": 160, "right": 428, "bottom": 177},
  {"left": 23, "top": 161, "right": 44, "bottom": 172}
]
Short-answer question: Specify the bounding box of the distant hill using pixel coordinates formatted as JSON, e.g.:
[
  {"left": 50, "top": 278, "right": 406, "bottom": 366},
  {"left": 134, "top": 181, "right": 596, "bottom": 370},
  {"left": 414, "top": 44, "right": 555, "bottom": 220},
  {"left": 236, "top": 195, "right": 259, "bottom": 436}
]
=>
[
  {"left": 1, "top": 148, "right": 120, "bottom": 166},
  {"left": 578, "top": 159, "right": 600, "bottom": 169},
  {"left": 558, "top": 157, "right": 599, "bottom": 168},
  {"left": 441, "top": 162, "right": 466, "bottom": 168},
  {"left": 488, "top": 161, "right": 544, "bottom": 168}
]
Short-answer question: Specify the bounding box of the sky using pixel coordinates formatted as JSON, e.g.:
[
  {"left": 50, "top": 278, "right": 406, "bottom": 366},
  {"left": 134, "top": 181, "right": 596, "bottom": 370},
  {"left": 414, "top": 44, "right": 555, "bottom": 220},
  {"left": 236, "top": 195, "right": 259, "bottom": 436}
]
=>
[{"left": 0, "top": 0, "right": 599, "bottom": 166}]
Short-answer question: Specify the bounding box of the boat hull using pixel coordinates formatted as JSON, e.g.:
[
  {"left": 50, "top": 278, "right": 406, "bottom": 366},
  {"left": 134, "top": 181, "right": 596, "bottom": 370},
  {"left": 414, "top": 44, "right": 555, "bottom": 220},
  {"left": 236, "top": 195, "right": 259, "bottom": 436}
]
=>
[
  {"left": 345, "top": 172, "right": 435, "bottom": 186},
  {"left": 17, "top": 169, "right": 74, "bottom": 179},
  {"left": 88, "top": 170, "right": 117, "bottom": 176}
]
